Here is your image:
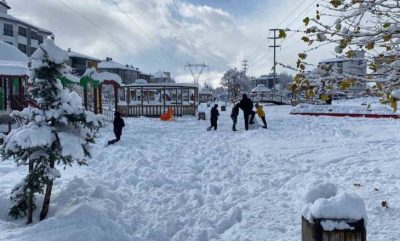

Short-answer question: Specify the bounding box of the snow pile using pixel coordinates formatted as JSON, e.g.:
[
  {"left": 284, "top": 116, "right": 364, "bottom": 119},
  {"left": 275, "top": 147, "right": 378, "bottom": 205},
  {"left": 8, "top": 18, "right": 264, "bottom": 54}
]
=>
[
  {"left": 291, "top": 103, "right": 398, "bottom": 115},
  {"left": 31, "top": 39, "right": 69, "bottom": 69},
  {"left": 0, "top": 41, "right": 29, "bottom": 76},
  {"left": 63, "top": 73, "right": 80, "bottom": 83},
  {"left": 3, "top": 124, "right": 54, "bottom": 151},
  {"left": 320, "top": 220, "right": 354, "bottom": 231},
  {"left": 303, "top": 183, "right": 367, "bottom": 228},
  {"left": 392, "top": 90, "right": 400, "bottom": 100},
  {"left": 58, "top": 132, "right": 85, "bottom": 160},
  {"left": 304, "top": 182, "right": 338, "bottom": 204},
  {"left": 1, "top": 104, "right": 400, "bottom": 240}
]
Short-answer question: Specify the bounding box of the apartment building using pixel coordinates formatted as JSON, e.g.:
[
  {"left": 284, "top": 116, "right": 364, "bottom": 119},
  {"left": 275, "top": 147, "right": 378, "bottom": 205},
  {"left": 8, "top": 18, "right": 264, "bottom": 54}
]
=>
[{"left": 0, "top": 0, "right": 52, "bottom": 56}]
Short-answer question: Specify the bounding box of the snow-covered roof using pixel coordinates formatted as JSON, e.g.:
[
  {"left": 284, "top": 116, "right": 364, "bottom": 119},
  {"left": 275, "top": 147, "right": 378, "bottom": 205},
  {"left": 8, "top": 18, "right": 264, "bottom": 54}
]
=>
[
  {"left": 123, "top": 83, "right": 198, "bottom": 88},
  {"left": 135, "top": 79, "right": 148, "bottom": 84},
  {"left": 0, "top": 41, "right": 29, "bottom": 76},
  {"left": 67, "top": 50, "right": 101, "bottom": 62},
  {"left": 252, "top": 75, "right": 275, "bottom": 81},
  {"left": 0, "top": 12, "right": 52, "bottom": 34},
  {"left": 252, "top": 84, "right": 271, "bottom": 93},
  {"left": 83, "top": 68, "right": 122, "bottom": 84},
  {"left": 63, "top": 73, "right": 80, "bottom": 83},
  {"left": 93, "top": 72, "right": 122, "bottom": 84},
  {"left": 98, "top": 60, "right": 139, "bottom": 71}
]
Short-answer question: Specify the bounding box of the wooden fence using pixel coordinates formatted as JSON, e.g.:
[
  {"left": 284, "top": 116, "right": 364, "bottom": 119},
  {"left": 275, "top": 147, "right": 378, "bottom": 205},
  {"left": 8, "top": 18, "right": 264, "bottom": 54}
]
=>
[{"left": 118, "top": 105, "right": 197, "bottom": 118}]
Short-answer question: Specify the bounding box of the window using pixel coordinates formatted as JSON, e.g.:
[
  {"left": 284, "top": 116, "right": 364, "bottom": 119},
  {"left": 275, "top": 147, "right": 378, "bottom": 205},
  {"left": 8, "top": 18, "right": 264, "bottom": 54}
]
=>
[
  {"left": 38, "top": 35, "right": 43, "bottom": 44},
  {"left": 31, "top": 31, "right": 38, "bottom": 40},
  {"left": 358, "top": 60, "right": 364, "bottom": 66},
  {"left": 18, "top": 26, "right": 27, "bottom": 37},
  {"left": 30, "top": 47, "right": 37, "bottom": 54},
  {"left": 18, "top": 43, "right": 26, "bottom": 53},
  {"left": 5, "top": 41, "right": 13, "bottom": 46},
  {"left": 3, "top": 23, "right": 13, "bottom": 36}
]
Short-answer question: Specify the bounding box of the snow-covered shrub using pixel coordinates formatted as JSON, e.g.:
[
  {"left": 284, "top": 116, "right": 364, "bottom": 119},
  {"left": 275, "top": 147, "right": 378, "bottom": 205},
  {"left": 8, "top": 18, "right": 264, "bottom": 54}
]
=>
[{"left": 0, "top": 39, "right": 101, "bottom": 224}]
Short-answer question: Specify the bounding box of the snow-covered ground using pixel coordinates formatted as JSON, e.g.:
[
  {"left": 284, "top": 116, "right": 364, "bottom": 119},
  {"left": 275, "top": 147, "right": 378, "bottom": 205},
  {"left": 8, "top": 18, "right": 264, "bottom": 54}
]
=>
[
  {"left": 1, "top": 104, "right": 400, "bottom": 241},
  {"left": 291, "top": 97, "right": 400, "bottom": 115}
]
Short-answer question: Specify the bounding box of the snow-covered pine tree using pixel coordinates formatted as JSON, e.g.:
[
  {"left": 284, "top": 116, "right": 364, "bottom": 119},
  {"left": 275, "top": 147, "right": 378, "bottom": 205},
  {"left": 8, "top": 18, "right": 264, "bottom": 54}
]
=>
[{"left": 0, "top": 39, "right": 101, "bottom": 224}]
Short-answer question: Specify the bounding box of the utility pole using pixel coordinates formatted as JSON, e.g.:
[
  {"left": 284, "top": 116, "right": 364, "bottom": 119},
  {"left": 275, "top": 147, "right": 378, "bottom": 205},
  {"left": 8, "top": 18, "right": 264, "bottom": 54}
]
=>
[
  {"left": 268, "top": 29, "right": 281, "bottom": 92},
  {"left": 184, "top": 63, "right": 209, "bottom": 83},
  {"left": 242, "top": 59, "right": 248, "bottom": 76}
]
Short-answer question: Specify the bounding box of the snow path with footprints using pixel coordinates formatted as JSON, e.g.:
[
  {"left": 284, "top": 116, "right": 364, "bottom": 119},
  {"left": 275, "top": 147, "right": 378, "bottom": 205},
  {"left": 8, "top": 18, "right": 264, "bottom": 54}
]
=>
[{"left": 1, "top": 104, "right": 400, "bottom": 241}]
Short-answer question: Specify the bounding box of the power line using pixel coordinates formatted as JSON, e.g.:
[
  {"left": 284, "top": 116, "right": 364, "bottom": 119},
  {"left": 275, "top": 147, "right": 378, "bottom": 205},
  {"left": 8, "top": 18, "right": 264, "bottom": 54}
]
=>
[
  {"left": 55, "top": 0, "right": 164, "bottom": 66},
  {"left": 109, "top": 0, "right": 184, "bottom": 66},
  {"left": 172, "top": 0, "right": 197, "bottom": 58},
  {"left": 247, "top": 0, "right": 317, "bottom": 67}
]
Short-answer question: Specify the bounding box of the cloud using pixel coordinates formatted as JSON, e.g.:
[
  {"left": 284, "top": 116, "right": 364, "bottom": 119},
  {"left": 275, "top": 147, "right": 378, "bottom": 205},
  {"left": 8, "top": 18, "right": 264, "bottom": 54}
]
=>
[{"left": 8, "top": 0, "right": 334, "bottom": 87}]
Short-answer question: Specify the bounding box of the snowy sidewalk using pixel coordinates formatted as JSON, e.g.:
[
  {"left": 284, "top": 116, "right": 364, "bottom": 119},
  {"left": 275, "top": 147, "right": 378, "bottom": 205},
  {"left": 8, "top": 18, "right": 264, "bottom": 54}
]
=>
[{"left": 1, "top": 105, "right": 400, "bottom": 241}]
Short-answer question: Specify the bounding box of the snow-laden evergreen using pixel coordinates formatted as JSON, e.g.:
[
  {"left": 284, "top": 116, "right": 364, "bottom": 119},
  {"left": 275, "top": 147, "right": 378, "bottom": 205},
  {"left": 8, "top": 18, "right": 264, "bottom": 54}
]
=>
[{"left": 0, "top": 39, "right": 102, "bottom": 224}]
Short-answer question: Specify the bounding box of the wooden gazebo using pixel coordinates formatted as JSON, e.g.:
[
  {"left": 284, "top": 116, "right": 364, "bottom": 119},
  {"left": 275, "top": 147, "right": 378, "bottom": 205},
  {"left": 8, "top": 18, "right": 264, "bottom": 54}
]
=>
[
  {"left": 118, "top": 82, "right": 199, "bottom": 117},
  {"left": 0, "top": 41, "right": 30, "bottom": 112}
]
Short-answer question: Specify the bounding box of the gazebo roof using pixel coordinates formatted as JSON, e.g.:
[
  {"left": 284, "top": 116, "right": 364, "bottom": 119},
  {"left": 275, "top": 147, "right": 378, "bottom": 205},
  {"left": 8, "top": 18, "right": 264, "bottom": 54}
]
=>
[{"left": 0, "top": 41, "right": 29, "bottom": 76}]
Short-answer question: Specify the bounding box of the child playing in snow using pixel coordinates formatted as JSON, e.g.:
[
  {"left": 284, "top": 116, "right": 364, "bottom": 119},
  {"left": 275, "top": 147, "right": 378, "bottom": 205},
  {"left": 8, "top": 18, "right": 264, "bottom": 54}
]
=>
[
  {"left": 207, "top": 104, "right": 219, "bottom": 131},
  {"left": 231, "top": 103, "right": 240, "bottom": 131},
  {"left": 108, "top": 111, "right": 125, "bottom": 145},
  {"left": 255, "top": 103, "right": 267, "bottom": 129}
]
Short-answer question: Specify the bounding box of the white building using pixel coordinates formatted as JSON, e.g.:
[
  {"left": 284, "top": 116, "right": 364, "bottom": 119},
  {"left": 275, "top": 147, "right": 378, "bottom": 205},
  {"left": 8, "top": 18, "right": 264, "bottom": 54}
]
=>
[
  {"left": 0, "top": 0, "right": 52, "bottom": 56},
  {"left": 150, "top": 71, "right": 174, "bottom": 83},
  {"left": 318, "top": 50, "right": 368, "bottom": 94},
  {"left": 318, "top": 50, "right": 367, "bottom": 76}
]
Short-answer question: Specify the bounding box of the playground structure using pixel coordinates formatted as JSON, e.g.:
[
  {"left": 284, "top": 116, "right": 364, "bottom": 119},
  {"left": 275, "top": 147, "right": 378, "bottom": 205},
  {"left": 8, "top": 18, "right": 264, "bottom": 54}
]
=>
[
  {"left": 60, "top": 68, "right": 122, "bottom": 115},
  {"left": 0, "top": 41, "right": 32, "bottom": 112},
  {"left": 0, "top": 41, "right": 199, "bottom": 120},
  {"left": 118, "top": 83, "right": 199, "bottom": 117}
]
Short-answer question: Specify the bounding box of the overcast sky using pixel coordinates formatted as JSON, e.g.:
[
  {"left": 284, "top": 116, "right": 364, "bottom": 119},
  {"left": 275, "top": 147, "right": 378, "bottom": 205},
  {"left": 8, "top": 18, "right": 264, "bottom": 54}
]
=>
[{"left": 9, "top": 0, "right": 335, "bottom": 86}]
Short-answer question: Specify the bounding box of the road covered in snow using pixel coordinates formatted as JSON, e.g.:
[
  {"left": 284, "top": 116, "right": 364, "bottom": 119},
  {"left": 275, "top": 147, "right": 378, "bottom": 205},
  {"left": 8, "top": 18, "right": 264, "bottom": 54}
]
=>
[{"left": 1, "top": 104, "right": 400, "bottom": 241}]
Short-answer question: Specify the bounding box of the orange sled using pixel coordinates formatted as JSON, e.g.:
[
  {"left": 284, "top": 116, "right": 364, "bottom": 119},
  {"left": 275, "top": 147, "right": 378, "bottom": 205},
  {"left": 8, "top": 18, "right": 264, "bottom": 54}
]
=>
[{"left": 160, "top": 107, "right": 174, "bottom": 121}]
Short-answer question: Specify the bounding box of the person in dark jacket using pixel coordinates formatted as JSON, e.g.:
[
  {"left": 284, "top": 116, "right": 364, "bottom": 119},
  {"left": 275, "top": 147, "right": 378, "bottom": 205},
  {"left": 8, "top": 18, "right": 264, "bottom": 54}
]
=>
[
  {"left": 207, "top": 104, "right": 219, "bottom": 131},
  {"left": 108, "top": 111, "right": 125, "bottom": 145},
  {"left": 239, "top": 94, "right": 255, "bottom": 130},
  {"left": 231, "top": 103, "right": 240, "bottom": 131}
]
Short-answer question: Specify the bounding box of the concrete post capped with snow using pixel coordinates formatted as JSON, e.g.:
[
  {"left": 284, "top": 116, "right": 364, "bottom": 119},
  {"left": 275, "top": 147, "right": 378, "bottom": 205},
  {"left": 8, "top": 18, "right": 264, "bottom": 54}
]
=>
[{"left": 301, "top": 182, "right": 367, "bottom": 241}]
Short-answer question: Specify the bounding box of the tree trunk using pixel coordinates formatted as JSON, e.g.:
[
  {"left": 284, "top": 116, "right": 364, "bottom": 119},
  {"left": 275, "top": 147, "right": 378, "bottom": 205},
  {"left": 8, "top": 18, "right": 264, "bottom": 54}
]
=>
[
  {"left": 26, "top": 160, "right": 34, "bottom": 225},
  {"left": 39, "top": 160, "right": 54, "bottom": 221}
]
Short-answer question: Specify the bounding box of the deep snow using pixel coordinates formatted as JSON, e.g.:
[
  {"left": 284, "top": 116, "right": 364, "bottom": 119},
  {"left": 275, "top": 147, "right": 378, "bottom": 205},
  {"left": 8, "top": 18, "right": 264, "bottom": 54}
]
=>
[{"left": 1, "top": 104, "right": 400, "bottom": 241}]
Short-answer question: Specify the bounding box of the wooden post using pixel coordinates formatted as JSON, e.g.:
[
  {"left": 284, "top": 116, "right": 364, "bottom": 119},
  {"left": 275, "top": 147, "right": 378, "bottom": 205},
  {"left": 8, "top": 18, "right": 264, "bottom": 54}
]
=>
[
  {"left": 98, "top": 84, "right": 103, "bottom": 114},
  {"left": 18, "top": 77, "right": 23, "bottom": 98},
  {"left": 3, "top": 78, "right": 7, "bottom": 111},
  {"left": 93, "top": 87, "right": 98, "bottom": 114},
  {"left": 163, "top": 86, "right": 166, "bottom": 113},
  {"left": 9, "top": 78, "right": 13, "bottom": 110},
  {"left": 302, "top": 217, "right": 366, "bottom": 241},
  {"left": 83, "top": 88, "right": 88, "bottom": 110},
  {"left": 114, "top": 84, "right": 118, "bottom": 112}
]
